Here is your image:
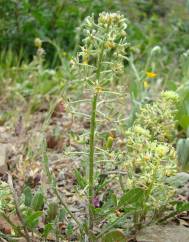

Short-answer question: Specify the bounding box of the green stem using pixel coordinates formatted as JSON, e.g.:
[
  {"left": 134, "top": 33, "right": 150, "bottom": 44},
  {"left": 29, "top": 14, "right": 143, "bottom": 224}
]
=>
[
  {"left": 88, "top": 35, "right": 106, "bottom": 235},
  {"left": 136, "top": 163, "right": 159, "bottom": 229},
  {"left": 87, "top": 22, "right": 112, "bottom": 240},
  {"left": 88, "top": 93, "right": 98, "bottom": 232},
  {"left": 96, "top": 213, "right": 128, "bottom": 240}
]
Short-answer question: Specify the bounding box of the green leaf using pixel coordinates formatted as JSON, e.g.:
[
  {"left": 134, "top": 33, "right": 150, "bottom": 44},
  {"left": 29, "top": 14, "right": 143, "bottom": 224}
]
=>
[
  {"left": 101, "top": 229, "right": 127, "bottom": 242},
  {"left": 66, "top": 222, "right": 73, "bottom": 236},
  {"left": 176, "top": 138, "right": 189, "bottom": 170},
  {"left": 43, "top": 223, "right": 53, "bottom": 238},
  {"left": 179, "top": 115, "right": 189, "bottom": 129},
  {"left": 46, "top": 202, "right": 58, "bottom": 222},
  {"left": 59, "top": 208, "right": 66, "bottom": 222},
  {"left": 74, "top": 170, "right": 87, "bottom": 189},
  {"left": 118, "top": 188, "right": 145, "bottom": 208},
  {"left": 176, "top": 201, "right": 189, "bottom": 212},
  {"left": 31, "top": 192, "right": 44, "bottom": 211},
  {"left": 23, "top": 186, "right": 33, "bottom": 207},
  {"left": 24, "top": 210, "right": 43, "bottom": 230}
]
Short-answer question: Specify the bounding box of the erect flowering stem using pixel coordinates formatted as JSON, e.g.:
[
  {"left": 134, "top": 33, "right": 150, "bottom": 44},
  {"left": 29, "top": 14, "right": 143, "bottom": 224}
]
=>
[
  {"left": 88, "top": 36, "right": 106, "bottom": 235},
  {"left": 88, "top": 92, "right": 98, "bottom": 232},
  {"left": 72, "top": 13, "right": 128, "bottom": 239}
]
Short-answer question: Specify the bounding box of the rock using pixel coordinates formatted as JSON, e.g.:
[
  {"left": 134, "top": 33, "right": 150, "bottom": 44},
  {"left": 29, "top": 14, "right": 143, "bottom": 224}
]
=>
[
  {"left": 166, "top": 172, "right": 189, "bottom": 188},
  {"left": 136, "top": 224, "right": 189, "bottom": 242},
  {"left": 166, "top": 172, "right": 189, "bottom": 198},
  {"left": 0, "top": 144, "right": 8, "bottom": 174}
]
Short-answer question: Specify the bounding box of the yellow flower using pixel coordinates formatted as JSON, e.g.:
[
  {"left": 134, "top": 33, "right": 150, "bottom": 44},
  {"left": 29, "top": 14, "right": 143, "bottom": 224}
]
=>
[
  {"left": 105, "top": 40, "right": 115, "bottom": 49},
  {"left": 143, "top": 155, "right": 150, "bottom": 161},
  {"left": 155, "top": 144, "right": 169, "bottom": 157},
  {"left": 144, "top": 80, "right": 149, "bottom": 89},
  {"left": 70, "top": 59, "right": 76, "bottom": 65},
  {"left": 63, "top": 51, "right": 67, "bottom": 57},
  {"left": 82, "top": 60, "right": 88, "bottom": 65},
  {"left": 95, "top": 85, "right": 103, "bottom": 93},
  {"left": 83, "top": 55, "right": 89, "bottom": 65},
  {"left": 146, "top": 71, "right": 157, "bottom": 78},
  {"left": 165, "top": 170, "right": 175, "bottom": 177},
  {"left": 106, "top": 135, "right": 114, "bottom": 149}
]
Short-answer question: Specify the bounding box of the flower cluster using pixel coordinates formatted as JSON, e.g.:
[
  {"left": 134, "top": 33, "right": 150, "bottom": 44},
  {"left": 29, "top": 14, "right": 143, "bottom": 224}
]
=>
[
  {"left": 135, "top": 91, "right": 179, "bottom": 143},
  {"left": 71, "top": 12, "right": 128, "bottom": 86},
  {"left": 122, "top": 91, "right": 179, "bottom": 209}
]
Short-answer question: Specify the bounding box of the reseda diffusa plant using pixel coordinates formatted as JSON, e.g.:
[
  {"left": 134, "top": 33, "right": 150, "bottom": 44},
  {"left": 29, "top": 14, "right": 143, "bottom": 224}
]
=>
[
  {"left": 122, "top": 91, "right": 180, "bottom": 227},
  {"left": 71, "top": 12, "right": 128, "bottom": 236}
]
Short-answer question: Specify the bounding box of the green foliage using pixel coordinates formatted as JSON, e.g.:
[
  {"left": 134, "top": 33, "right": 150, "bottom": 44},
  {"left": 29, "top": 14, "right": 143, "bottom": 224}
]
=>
[
  {"left": 46, "top": 202, "right": 59, "bottom": 222},
  {"left": 175, "top": 51, "right": 189, "bottom": 170},
  {"left": 177, "top": 138, "right": 189, "bottom": 171},
  {"left": 23, "top": 186, "right": 33, "bottom": 207},
  {"left": 118, "top": 188, "right": 145, "bottom": 208},
  {"left": 175, "top": 201, "right": 189, "bottom": 213},
  {"left": 0, "top": 181, "right": 66, "bottom": 240},
  {"left": 0, "top": 0, "right": 118, "bottom": 62},
  {"left": 1, "top": 0, "right": 189, "bottom": 67},
  {"left": 101, "top": 229, "right": 126, "bottom": 242},
  {"left": 31, "top": 191, "right": 44, "bottom": 211},
  {"left": 24, "top": 210, "right": 43, "bottom": 230},
  {"left": 177, "top": 82, "right": 189, "bottom": 130}
]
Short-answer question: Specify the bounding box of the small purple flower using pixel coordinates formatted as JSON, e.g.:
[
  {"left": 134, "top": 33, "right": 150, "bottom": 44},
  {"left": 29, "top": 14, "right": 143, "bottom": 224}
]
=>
[{"left": 93, "top": 196, "right": 100, "bottom": 208}]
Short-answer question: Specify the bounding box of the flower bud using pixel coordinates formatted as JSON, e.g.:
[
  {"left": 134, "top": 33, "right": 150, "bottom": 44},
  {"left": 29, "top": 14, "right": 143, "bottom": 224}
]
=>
[
  {"left": 34, "top": 38, "right": 42, "bottom": 48},
  {"left": 106, "top": 135, "right": 114, "bottom": 150}
]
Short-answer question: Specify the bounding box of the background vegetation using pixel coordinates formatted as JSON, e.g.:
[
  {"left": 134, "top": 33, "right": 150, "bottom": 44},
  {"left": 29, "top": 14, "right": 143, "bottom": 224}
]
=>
[{"left": 1, "top": 0, "right": 189, "bottom": 62}]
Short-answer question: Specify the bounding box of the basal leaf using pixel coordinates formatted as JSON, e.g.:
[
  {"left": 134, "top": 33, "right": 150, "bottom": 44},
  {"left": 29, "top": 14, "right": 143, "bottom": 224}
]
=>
[
  {"left": 31, "top": 192, "right": 44, "bottom": 211},
  {"left": 176, "top": 201, "right": 189, "bottom": 212},
  {"left": 118, "top": 188, "right": 145, "bottom": 208},
  {"left": 101, "top": 229, "right": 127, "bottom": 242},
  {"left": 23, "top": 186, "right": 33, "bottom": 207}
]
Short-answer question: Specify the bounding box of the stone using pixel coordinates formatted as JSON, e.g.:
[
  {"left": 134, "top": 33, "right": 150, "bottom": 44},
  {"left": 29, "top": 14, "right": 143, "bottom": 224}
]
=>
[
  {"left": 166, "top": 172, "right": 189, "bottom": 188},
  {"left": 136, "top": 224, "right": 189, "bottom": 242},
  {"left": 0, "top": 144, "right": 8, "bottom": 173},
  {"left": 166, "top": 172, "right": 189, "bottom": 198}
]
